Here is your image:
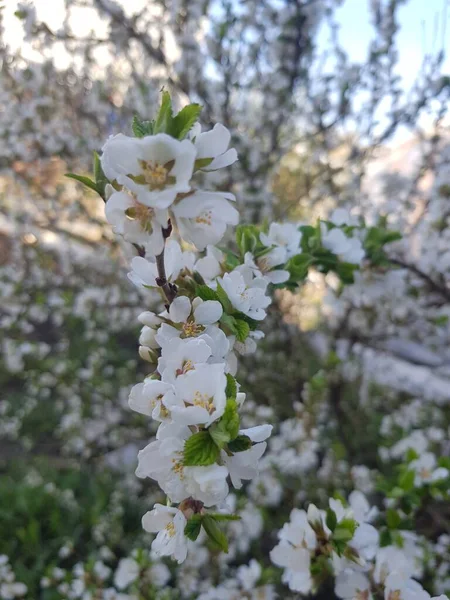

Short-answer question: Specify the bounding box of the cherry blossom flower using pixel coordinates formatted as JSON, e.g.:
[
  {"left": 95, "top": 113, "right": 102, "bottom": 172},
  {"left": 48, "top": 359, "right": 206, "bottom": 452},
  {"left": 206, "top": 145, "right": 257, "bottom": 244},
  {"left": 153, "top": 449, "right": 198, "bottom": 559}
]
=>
[
  {"left": 173, "top": 190, "right": 239, "bottom": 250},
  {"left": 219, "top": 267, "right": 270, "bottom": 320},
  {"left": 142, "top": 504, "right": 188, "bottom": 563},
  {"left": 189, "top": 123, "right": 238, "bottom": 171},
  {"left": 101, "top": 133, "right": 196, "bottom": 208},
  {"left": 105, "top": 189, "right": 168, "bottom": 252}
]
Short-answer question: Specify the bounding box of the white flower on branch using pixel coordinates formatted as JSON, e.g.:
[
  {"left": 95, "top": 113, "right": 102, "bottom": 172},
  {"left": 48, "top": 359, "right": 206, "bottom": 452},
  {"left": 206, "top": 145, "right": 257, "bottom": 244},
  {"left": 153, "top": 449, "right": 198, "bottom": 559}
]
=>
[
  {"left": 260, "top": 222, "right": 302, "bottom": 259},
  {"left": 105, "top": 189, "right": 168, "bottom": 252},
  {"left": 101, "top": 133, "right": 196, "bottom": 209},
  {"left": 189, "top": 123, "right": 238, "bottom": 171},
  {"left": 219, "top": 267, "right": 270, "bottom": 320},
  {"left": 142, "top": 504, "right": 188, "bottom": 563},
  {"left": 321, "top": 225, "right": 365, "bottom": 265},
  {"left": 173, "top": 190, "right": 239, "bottom": 250},
  {"left": 172, "top": 362, "right": 227, "bottom": 426},
  {"left": 128, "top": 240, "right": 193, "bottom": 290}
]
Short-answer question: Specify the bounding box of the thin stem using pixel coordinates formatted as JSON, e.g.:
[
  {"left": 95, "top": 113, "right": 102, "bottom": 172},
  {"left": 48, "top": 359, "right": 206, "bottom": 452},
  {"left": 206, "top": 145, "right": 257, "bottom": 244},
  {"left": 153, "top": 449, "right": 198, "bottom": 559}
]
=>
[{"left": 155, "top": 221, "right": 177, "bottom": 305}]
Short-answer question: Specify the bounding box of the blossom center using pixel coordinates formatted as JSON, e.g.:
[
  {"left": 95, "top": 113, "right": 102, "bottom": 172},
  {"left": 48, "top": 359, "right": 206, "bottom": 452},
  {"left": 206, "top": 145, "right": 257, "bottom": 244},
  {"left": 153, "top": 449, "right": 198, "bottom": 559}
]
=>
[
  {"left": 193, "top": 392, "right": 215, "bottom": 414},
  {"left": 176, "top": 359, "right": 195, "bottom": 376},
  {"left": 171, "top": 458, "right": 185, "bottom": 479},
  {"left": 138, "top": 159, "right": 174, "bottom": 190},
  {"left": 388, "top": 592, "right": 401, "bottom": 600},
  {"left": 195, "top": 210, "right": 213, "bottom": 226},
  {"left": 165, "top": 521, "right": 176, "bottom": 537},
  {"left": 356, "top": 591, "right": 370, "bottom": 600},
  {"left": 125, "top": 200, "right": 155, "bottom": 232},
  {"left": 419, "top": 467, "right": 431, "bottom": 480},
  {"left": 182, "top": 320, "right": 204, "bottom": 338}
]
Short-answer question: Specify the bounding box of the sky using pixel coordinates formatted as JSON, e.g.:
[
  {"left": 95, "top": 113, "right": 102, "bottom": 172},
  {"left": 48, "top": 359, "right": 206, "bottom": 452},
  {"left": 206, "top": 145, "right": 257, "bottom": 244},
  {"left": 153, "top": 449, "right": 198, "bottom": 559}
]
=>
[
  {"left": 4, "top": 0, "right": 450, "bottom": 103},
  {"left": 5, "top": 0, "right": 450, "bottom": 85},
  {"left": 319, "top": 0, "right": 450, "bottom": 90}
]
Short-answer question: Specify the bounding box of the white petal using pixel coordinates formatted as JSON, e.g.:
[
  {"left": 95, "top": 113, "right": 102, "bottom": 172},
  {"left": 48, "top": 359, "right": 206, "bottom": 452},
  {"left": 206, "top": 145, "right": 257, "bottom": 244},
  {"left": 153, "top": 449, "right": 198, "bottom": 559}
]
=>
[
  {"left": 194, "top": 300, "right": 223, "bottom": 325},
  {"left": 169, "top": 296, "right": 191, "bottom": 323},
  {"left": 240, "top": 425, "right": 273, "bottom": 442}
]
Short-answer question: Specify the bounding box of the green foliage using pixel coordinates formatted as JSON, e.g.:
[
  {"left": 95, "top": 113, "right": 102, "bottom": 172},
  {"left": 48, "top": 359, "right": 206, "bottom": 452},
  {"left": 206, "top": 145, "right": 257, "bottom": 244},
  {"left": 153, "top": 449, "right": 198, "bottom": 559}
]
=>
[
  {"left": 172, "top": 103, "right": 202, "bottom": 140},
  {"left": 325, "top": 508, "right": 337, "bottom": 532},
  {"left": 184, "top": 515, "right": 203, "bottom": 541},
  {"left": 236, "top": 224, "right": 260, "bottom": 256},
  {"left": 225, "top": 374, "right": 237, "bottom": 399},
  {"left": 132, "top": 92, "right": 202, "bottom": 140},
  {"left": 202, "top": 515, "right": 228, "bottom": 553},
  {"left": 153, "top": 91, "right": 173, "bottom": 134},
  {"left": 227, "top": 435, "right": 252, "bottom": 453},
  {"left": 65, "top": 173, "right": 98, "bottom": 194},
  {"left": 365, "top": 223, "right": 402, "bottom": 266},
  {"left": 183, "top": 431, "right": 220, "bottom": 466},
  {"left": 233, "top": 318, "right": 250, "bottom": 342},
  {"left": 209, "top": 399, "right": 240, "bottom": 448},
  {"left": 132, "top": 114, "right": 154, "bottom": 137},
  {"left": 215, "top": 281, "right": 233, "bottom": 313},
  {"left": 195, "top": 285, "right": 220, "bottom": 302}
]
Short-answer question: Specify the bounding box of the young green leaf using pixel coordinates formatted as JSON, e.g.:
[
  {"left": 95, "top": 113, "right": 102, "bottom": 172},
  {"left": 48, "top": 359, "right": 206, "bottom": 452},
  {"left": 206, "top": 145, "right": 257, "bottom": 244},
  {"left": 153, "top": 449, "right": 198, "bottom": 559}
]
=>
[
  {"left": 227, "top": 435, "right": 252, "bottom": 453},
  {"left": 194, "top": 157, "right": 214, "bottom": 170},
  {"left": 172, "top": 103, "right": 202, "bottom": 139},
  {"left": 209, "top": 399, "right": 240, "bottom": 448},
  {"left": 233, "top": 319, "right": 250, "bottom": 343},
  {"left": 184, "top": 431, "right": 220, "bottom": 466},
  {"left": 326, "top": 508, "right": 338, "bottom": 532},
  {"left": 93, "top": 151, "right": 109, "bottom": 200},
  {"left": 195, "top": 285, "right": 220, "bottom": 303},
  {"left": 225, "top": 374, "right": 237, "bottom": 399},
  {"left": 184, "top": 515, "right": 203, "bottom": 541},
  {"left": 202, "top": 515, "right": 228, "bottom": 552},
  {"left": 153, "top": 91, "right": 173, "bottom": 134},
  {"left": 206, "top": 513, "right": 241, "bottom": 522},
  {"left": 132, "top": 115, "right": 154, "bottom": 137},
  {"left": 215, "top": 281, "right": 233, "bottom": 313},
  {"left": 65, "top": 173, "right": 98, "bottom": 194}
]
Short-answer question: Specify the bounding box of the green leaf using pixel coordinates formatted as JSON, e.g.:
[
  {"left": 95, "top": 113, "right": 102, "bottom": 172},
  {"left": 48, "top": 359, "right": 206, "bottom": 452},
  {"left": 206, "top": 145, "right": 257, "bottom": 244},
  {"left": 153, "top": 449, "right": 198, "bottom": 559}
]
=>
[
  {"left": 326, "top": 508, "right": 338, "bottom": 532},
  {"left": 196, "top": 285, "right": 220, "bottom": 303},
  {"left": 207, "top": 513, "right": 241, "bottom": 521},
  {"left": 285, "top": 253, "right": 312, "bottom": 283},
  {"left": 386, "top": 508, "right": 401, "bottom": 530},
  {"left": 153, "top": 91, "right": 173, "bottom": 134},
  {"left": 183, "top": 431, "right": 220, "bottom": 466},
  {"left": 93, "top": 151, "right": 109, "bottom": 200},
  {"left": 399, "top": 469, "right": 415, "bottom": 492},
  {"left": 236, "top": 225, "right": 259, "bottom": 256},
  {"left": 65, "top": 173, "right": 98, "bottom": 194},
  {"left": 233, "top": 312, "right": 259, "bottom": 331},
  {"left": 335, "top": 261, "right": 358, "bottom": 284},
  {"left": 228, "top": 435, "right": 252, "bottom": 453},
  {"left": 333, "top": 518, "right": 357, "bottom": 542},
  {"left": 233, "top": 319, "right": 250, "bottom": 342},
  {"left": 220, "top": 313, "right": 238, "bottom": 335},
  {"left": 132, "top": 115, "right": 154, "bottom": 137},
  {"left": 225, "top": 374, "right": 237, "bottom": 399},
  {"left": 202, "top": 515, "right": 228, "bottom": 552},
  {"left": 218, "top": 247, "right": 240, "bottom": 270},
  {"left": 215, "top": 281, "right": 233, "bottom": 313},
  {"left": 209, "top": 399, "right": 240, "bottom": 448},
  {"left": 194, "top": 157, "right": 214, "bottom": 170},
  {"left": 184, "top": 515, "right": 203, "bottom": 541},
  {"left": 172, "top": 103, "right": 202, "bottom": 140}
]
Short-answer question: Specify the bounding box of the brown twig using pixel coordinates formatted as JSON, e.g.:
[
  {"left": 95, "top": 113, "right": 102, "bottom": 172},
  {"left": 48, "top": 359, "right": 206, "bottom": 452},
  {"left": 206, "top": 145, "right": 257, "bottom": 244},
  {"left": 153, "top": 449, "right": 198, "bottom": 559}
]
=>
[{"left": 155, "top": 221, "right": 177, "bottom": 305}]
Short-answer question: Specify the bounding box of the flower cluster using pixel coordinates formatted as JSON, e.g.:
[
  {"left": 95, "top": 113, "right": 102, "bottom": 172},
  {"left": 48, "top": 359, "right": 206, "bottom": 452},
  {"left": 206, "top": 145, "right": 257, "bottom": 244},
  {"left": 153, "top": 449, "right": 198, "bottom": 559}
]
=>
[
  {"left": 69, "top": 93, "right": 379, "bottom": 565},
  {"left": 271, "top": 493, "right": 449, "bottom": 600}
]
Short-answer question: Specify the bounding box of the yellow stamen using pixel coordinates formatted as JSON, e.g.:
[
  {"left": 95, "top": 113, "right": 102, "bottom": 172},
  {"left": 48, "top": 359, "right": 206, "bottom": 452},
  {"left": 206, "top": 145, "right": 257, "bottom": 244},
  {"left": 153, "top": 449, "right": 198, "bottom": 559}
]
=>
[{"left": 193, "top": 391, "right": 215, "bottom": 414}]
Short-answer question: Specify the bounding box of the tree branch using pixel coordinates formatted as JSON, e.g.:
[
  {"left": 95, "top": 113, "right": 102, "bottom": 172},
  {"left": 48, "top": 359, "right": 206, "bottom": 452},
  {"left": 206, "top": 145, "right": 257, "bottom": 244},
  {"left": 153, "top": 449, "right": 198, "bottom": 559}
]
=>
[{"left": 155, "top": 221, "right": 177, "bottom": 305}]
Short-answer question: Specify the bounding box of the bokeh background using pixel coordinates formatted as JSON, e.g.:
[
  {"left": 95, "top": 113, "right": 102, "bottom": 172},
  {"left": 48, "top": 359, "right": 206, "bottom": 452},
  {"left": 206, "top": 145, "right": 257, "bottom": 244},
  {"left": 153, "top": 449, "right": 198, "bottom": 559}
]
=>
[{"left": 1, "top": 0, "right": 450, "bottom": 598}]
